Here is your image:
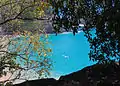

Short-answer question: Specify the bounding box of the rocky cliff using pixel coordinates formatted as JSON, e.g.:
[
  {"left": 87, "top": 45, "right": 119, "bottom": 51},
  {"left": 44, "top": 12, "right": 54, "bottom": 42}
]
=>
[{"left": 13, "top": 62, "right": 120, "bottom": 86}]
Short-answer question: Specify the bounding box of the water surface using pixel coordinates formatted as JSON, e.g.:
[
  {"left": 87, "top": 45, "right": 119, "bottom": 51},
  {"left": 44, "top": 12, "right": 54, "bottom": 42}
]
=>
[{"left": 48, "top": 32, "right": 95, "bottom": 79}]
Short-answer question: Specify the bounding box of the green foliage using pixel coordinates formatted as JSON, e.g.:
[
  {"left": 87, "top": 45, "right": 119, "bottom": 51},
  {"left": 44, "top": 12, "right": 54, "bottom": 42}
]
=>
[
  {"left": 51, "top": 0, "right": 120, "bottom": 63},
  {"left": 0, "top": 0, "right": 50, "bottom": 32},
  {"left": 0, "top": 0, "right": 53, "bottom": 83},
  {"left": 8, "top": 31, "right": 53, "bottom": 79}
]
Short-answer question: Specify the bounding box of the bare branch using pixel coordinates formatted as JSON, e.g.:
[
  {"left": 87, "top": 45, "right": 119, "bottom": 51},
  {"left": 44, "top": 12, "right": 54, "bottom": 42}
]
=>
[{"left": 17, "top": 17, "right": 51, "bottom": 21}]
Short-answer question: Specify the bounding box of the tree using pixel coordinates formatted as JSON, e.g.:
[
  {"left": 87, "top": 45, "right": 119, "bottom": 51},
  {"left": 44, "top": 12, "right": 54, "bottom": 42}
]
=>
[
  {"left": 51, "top": 0, "right": 120, "bottom": 63},
  {"left": 0, "top": 0, "right": 52, "bottom": 84}
]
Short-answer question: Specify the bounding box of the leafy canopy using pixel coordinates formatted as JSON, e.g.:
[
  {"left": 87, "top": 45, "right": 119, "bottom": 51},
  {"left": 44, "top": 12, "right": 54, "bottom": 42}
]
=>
[
  {"left": 51, "top": 0, "right": 120, "bottom": 63},
  {"left": 0, "top": 0, "right": 52, "bottom": 83}
]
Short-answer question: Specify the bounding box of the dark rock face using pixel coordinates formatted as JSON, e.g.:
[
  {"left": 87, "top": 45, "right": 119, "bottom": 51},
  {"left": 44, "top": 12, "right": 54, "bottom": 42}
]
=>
[
  {"left": 13, "top": 78, "right": 57, "bottom": 86},
  {"left": 13, "top": 62, "right": 120, "bottom": 86},
  {"left": 59, "top": 62, "right": 120, "bottom": 86}
]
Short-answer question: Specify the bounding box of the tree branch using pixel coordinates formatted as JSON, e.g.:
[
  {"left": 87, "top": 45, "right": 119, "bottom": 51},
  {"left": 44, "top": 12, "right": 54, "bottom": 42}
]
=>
[
  {"left": 17, "top": 17, "right": 51, "bottom": 21},
  {"left": 0, "top": 1, "right": 19, "bottom": 8},
  {"left": 0, "top": 4, "right": 42, "bottom": 25}
]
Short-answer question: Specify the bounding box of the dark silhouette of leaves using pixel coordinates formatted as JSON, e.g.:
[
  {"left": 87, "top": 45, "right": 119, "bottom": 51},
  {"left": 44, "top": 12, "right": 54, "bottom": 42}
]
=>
[{"left": 51, "top": 0, "right": 120, "bottom": 63}]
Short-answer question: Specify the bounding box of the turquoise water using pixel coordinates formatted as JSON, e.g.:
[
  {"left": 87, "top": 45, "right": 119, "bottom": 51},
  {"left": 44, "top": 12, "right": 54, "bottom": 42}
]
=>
[
  {"left": 9, "top": 31, "right": 95, "bottom": 79},
  {"left": 48, "top": 32, "right": 95, "bottom": 78}
]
